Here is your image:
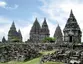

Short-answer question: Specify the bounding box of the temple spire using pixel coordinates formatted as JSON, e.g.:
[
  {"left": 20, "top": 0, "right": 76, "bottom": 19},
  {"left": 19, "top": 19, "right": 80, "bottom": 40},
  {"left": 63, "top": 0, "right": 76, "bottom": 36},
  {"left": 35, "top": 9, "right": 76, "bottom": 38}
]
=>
[
  {"left": 35, "top": 18, "right": 38, "bottom": 22},
  {"left": 40, "top": 18, "right": 50, "bottom": 39},
  {"left": 70, "top": 9, "right": 75, "bottom": 18},
  {"left": 2, "top": 36, "right": 6, "bottom": 43},
  {"left": 44, "top": 17, "right": 46, "bottom": 23},
  {"left": 10, "top": 21, "right": 16, "bottom": 30},
  {"left": 18, "top": 29, "right": 22, "bottom": 42},
  {"left": 54, "top": 25, "right": 63, "bottom": 38},
  {"left": 31, "top": 18, "right": 41, "bottom": 32},
  {"left": 12, "top": 21, "right": 15, "bottom": 26},
  {"left": 42, "top": 18, "right": 48, "bottom": 28},
  {"left": 30, "top": 18, "right": 41, "bottom": 42},
  {"left": 54, "top": 25, "right": 63, "bottom": 44}
]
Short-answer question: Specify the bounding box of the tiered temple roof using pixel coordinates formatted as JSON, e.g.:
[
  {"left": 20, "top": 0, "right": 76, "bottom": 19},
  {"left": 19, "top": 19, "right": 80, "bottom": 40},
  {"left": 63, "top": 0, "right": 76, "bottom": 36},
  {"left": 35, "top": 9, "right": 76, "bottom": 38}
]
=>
[
  {"left": 41, "top": 18, "right": 49, "bottom": 36},
  {"left": 30, "top": 18, "right": 41, "bottom": 42},
  {"left": 8, "top": 22, "right": 22, "bottom": 42},
  {"left": 2, "top": 36, "right": 6, "bottom": 43},
  {"left": 64, "top": 10, "right": 81, "bottom": 31},
  {"left": 54, "top": 25, "right": 63, "bottom": 44},
  {"left": 63, "top": 10, "right": 82, "bottom": 43}
]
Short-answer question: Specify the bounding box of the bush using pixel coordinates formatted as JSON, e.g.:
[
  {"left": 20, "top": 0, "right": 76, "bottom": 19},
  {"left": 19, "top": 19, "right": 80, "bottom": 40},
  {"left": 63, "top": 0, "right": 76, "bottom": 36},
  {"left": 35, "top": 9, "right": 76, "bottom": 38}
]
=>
[{"left": 42, "top": 37, "right": 56, "bottom": 43}]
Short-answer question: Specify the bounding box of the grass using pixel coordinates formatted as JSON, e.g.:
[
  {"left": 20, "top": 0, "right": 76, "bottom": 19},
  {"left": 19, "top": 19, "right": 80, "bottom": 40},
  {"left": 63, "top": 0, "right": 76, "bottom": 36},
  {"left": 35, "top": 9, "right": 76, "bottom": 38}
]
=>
[
  {"left": 0, "top": 50, "right": 63, "bottom": 64},
  {"left": 40, "top": 50, "right": 55, "bottom": 55},
  {"left": 44, "top": 62, "right": 64, "bottom": 64},
  {"left": 0, "top": 57, "right": 41, "bottom": 64}
]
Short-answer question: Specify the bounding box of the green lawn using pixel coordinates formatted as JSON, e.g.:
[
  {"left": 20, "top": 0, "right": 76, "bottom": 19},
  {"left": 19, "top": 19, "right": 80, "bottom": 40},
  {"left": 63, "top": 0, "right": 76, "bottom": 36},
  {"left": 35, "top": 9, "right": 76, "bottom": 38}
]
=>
[
  {"left": 0, "top": 58, "right": 63, "bottom": 64},
  {"left": 0, "top": 57, "right": 41, "bottom": 64},
  {"left": 0, "top": 50, "right": 63, "bottom": 64},
  {"left": 40, "top": 50, "right": 55, "bottom": 55},
  {"left": 44, "top": 62, "right": 64, "bottom": 64}
]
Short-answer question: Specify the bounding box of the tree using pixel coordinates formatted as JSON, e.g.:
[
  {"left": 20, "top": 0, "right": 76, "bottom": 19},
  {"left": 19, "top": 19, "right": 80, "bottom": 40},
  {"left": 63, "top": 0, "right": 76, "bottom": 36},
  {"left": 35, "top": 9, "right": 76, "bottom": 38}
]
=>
[{"left": 42, "top": 37, "right": 56, "bottom": 43}]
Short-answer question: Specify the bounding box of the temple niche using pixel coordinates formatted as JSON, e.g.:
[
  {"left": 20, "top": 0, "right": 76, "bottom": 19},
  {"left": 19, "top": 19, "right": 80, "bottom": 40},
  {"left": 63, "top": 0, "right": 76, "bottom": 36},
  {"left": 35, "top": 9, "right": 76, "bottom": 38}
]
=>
[
  {"left": 63, "top": 10, "right": 82, "bottom": 44},
  {"left": 8, "top": 22, "right": 23, "bottom": 42}
]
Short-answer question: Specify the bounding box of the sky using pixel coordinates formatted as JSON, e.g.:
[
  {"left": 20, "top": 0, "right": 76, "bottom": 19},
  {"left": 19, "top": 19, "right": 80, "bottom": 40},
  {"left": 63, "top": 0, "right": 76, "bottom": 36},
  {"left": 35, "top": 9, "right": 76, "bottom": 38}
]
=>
[{"left": 0, "top": 0, "right": 83, "bottom": 42}]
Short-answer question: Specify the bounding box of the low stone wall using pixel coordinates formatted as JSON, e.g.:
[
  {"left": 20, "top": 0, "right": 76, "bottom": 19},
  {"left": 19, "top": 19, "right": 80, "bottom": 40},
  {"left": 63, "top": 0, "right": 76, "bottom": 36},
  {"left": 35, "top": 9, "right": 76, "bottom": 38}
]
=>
[{"left": 0, "top": 43, "right": 57, "bottom": 51}]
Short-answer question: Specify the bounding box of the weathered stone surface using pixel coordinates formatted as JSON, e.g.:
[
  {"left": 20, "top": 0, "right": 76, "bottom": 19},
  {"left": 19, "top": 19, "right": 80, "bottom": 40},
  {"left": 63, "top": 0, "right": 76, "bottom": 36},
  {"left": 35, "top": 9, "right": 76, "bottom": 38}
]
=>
[
  {"left": 18, "top": 29, "right": 22, "bottom": 42},
  {"left": 41, "top": 45, "right": 83, "bottom": 64},
  {"left": 0, "top": 44, "right": 41, "bottom": 62},
  {"left": 54, "top": 25, "right": 63, "bottom": 45},
  {"left": 2, "top": 37, "right": 6, "bottom": 43},
  {"left": 8, "top": 22, "right": 23, "bottom": 42},
  {"left": 40, "top": 18, "right": 50, "bottom": 40},
  {"left": 29, "top": 18, "right": 50, "bottom": 42},
  {"left": 30, "top": 18, "right": 41, "bottom": 42},
  {"left": 63, "top": 10, "right": 82, "bottom": 43}
]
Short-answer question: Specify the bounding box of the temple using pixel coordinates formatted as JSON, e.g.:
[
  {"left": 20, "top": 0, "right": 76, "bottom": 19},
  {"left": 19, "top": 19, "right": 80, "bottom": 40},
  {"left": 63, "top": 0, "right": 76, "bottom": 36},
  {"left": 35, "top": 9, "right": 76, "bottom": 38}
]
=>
[
  {"left": 29, "top": 18, "right": 50, "bottom": 42},
  {"left": 8, "top": 22, "right": 23, "bottom": 42},
  {"left": 40, "top": 18, "right": 50, "bottom": 40},
  {"left": 1, "top": 10, "right": 81, "bottom": 44},
  {"left": 63, "top": 10, "right": 82, "bottom": 44},
  {"left": 54, "top": 25, "right": 63, "bottom": 44},
  {"left": 30, "top": 18, "right": 41, "bottom": 42},
  {"left": 2, "top": 36, "right": 6, "bottom": 43}
]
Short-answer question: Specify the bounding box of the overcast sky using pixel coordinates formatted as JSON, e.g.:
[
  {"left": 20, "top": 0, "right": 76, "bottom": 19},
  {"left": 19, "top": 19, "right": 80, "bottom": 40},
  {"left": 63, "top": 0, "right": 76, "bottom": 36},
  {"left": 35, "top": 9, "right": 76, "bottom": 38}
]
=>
[{"left": 0, "top": 0, "right": 83, "bottom": 42}]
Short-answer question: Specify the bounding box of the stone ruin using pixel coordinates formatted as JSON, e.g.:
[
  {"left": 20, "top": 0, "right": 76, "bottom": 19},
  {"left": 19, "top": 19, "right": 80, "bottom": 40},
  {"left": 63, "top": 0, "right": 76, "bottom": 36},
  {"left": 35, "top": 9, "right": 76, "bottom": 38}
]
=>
[
  {"left": 40, "top": 10, "right": 82, "bottom": 64},
  {"left": 41, "top": 44, "right": 83, "bottom": 64},
  {"left": 0, "top": 44, "right": 41, "bottom": 62},
  {"left": 0, "top": 43, "right": 57, "bottom": 63}
]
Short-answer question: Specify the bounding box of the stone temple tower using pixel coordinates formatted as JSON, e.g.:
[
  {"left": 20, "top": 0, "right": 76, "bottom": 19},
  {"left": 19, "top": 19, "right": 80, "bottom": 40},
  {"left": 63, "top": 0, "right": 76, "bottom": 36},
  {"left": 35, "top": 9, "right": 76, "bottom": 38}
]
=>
[
  {"left": 18, "top": 29, "right": 22, "bottom": 42},
  {"left": 8, "top": 22, "right": 23, "bottom": 42},
  {"left": 54, "top": 25, "right": 63, "bottom": 44},
  {"left": 63, "top": 10, "right": 82, "bottom": 43},
  {"left": 40, "top": 18, "right": 50, "bottom": 40},
  {"left": 30, "top": 18, "right": 41, "bottom": 42}
]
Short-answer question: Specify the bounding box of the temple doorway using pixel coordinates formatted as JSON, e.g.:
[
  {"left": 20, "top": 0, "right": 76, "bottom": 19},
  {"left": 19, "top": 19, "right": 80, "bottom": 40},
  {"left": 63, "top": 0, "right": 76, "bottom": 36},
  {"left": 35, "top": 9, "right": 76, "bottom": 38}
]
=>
[{"left": 69, "top": 36, "right": 72, "bottom": 42}]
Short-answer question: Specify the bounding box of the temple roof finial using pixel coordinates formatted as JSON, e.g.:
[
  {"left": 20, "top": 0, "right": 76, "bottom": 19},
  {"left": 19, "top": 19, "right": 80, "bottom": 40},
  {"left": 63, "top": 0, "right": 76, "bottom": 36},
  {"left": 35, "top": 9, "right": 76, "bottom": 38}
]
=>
[
  {"left": 35, "top": 17, "right": 38, "bottom": 21},
  {"left": 44, "top": 17, "right": 46, "bottom": 21},
  {"left": 12, "top": 21, "right": 15, "bottom": 26},
  {"left": 43, "top": 17, "right": 47, "bottom": 24},
  {"left": 70, "top": 9, "right": 74, "bottom": 18}
]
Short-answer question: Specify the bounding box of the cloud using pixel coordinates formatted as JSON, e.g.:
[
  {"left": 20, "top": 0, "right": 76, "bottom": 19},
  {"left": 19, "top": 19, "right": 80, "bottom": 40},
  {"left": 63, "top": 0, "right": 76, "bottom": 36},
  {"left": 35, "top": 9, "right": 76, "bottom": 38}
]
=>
[
  {"left": 0, "top": 1, "right": 18, "bottom": 10},
  {"left": 21, "top": 24, "right": 32, "bottom": 42},
  {"left": 39, "top": 0, "right": 83, "bottom": 42},
  {"left": 0, "top": 16, "right": 12, "bottom": 41},
  {"left": 0, "top": 1, "right": 7, "bottom": 8},
  {"left": 5, "top": 4, "right": 19, "bottom": 10}
]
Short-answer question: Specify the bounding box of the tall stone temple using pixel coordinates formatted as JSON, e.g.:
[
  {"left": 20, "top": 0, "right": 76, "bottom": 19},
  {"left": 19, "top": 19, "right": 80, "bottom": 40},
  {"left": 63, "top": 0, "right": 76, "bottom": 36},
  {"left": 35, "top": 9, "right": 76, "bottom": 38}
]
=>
[
  {"left": 30, "top": 18, "right": 41, "bottom": 42},
  {"left": 40, "top": 18, "right": 50, "bottom": 40},
  {"left": 8, "top": 22, "right": 22, "bottom": 42},
  {"left": 63, "top": 10, "right": 82, "bottom": 43},
  {"left": 54, "top": 25, "right": 63, "bottom": 44},
  {"left": 30, "top": 18, "right": 50, "bottom": 42}
]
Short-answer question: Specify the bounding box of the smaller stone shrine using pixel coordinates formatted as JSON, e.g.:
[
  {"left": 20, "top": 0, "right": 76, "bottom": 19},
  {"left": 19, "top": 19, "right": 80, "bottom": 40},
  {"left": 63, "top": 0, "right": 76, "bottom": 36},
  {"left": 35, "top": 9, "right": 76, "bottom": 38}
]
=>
[{"left": 63, "top": 10, "right": 82, "bottom": 44}]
